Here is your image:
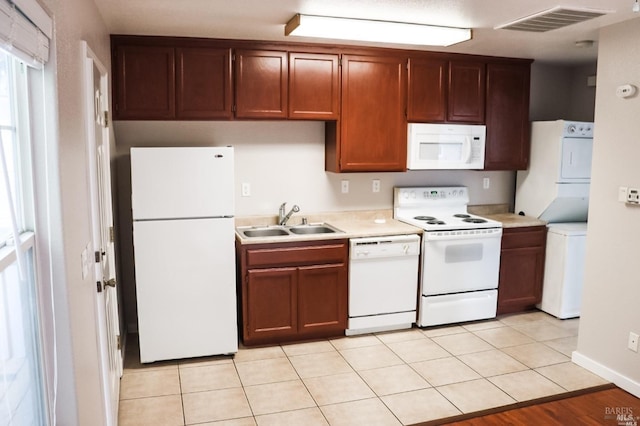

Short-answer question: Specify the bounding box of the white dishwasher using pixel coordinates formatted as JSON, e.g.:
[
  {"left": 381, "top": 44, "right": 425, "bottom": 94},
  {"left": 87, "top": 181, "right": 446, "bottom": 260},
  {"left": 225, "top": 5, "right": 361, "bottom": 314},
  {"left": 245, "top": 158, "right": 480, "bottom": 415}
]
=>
[{"left": 347, "top": 234, "right": 421, "bottom": 335}]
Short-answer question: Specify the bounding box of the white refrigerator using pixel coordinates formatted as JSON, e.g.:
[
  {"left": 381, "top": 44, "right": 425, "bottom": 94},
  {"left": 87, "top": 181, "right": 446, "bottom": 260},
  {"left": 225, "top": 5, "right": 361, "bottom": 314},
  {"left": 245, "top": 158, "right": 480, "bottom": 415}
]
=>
[{"left": 131, "top": 146, "right": 238, "bottom": 363}]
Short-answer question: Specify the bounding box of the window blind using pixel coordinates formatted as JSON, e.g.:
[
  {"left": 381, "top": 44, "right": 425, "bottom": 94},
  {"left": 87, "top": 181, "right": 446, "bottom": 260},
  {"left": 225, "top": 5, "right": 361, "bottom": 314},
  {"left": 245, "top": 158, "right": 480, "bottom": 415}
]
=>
[{"left": 0, "top": 0, "right": 51, "bottom": 65}]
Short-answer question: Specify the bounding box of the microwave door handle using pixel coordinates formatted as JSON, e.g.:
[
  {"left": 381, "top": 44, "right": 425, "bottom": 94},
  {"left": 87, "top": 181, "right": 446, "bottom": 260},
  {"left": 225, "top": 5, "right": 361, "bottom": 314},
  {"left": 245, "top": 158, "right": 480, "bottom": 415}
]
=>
[{"left": 463, "top": 136, "right": 472, "bottom": 163}]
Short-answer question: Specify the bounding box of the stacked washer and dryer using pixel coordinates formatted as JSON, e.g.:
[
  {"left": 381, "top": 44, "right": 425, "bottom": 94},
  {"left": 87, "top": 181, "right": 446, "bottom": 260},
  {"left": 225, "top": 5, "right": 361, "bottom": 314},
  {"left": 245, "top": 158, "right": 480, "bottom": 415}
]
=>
[{"left": 515, "top": 120, "right": 593, "bottom": 319}]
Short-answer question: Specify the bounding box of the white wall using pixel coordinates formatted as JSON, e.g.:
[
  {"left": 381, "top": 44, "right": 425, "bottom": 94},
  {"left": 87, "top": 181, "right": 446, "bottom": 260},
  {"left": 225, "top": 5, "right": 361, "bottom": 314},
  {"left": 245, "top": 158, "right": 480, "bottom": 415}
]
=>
[
  {"left": 573, "top": 17, "right": 640, "bottom": 397},
  {"left": 113, "top": 120, "right": 515, "bottom": 329},
  {"left": 39, "top": 0, "right": 112, "bottom": 423},
  {"left": 530, "top": 62, "right": 597, "bottom": 122}
]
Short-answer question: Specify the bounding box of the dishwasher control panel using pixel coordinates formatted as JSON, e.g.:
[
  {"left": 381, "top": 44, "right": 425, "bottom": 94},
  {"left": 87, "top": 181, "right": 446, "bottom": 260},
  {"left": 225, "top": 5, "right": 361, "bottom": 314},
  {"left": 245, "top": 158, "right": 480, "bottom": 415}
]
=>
[{"left": 350, "top": 234, "right": 420, "bottom": 259}]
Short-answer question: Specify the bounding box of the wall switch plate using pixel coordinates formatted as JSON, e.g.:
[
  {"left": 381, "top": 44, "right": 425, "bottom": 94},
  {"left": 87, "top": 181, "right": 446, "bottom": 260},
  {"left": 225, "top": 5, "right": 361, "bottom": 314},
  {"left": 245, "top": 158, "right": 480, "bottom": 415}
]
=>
[
  {"left": 241, "top": 183, "right": 251, "bottom": 197},
  {"left": 629, "top": 332, "right": 639, "bottom": 352},
  {"left": 483, "top": 177, "right": 490, "bottom": 189},
  {"left": 341, "top": 180, "right": 349, "bottom": 194},
  {"left": 372, "top": 179, "right": 380, "bottom": 193}
]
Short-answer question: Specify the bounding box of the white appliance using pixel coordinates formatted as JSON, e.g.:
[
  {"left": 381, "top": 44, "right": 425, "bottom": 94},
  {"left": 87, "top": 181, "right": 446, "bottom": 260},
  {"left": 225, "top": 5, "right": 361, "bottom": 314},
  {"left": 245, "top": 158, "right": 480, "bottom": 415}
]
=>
[
  {"left": 131, "top": 146, "right": 238, "bottom": 363},
  {"left": 539, "top": 223, "right": 587, "bottom": 319},
  {"left": 515, "top": 120, "right": 594, "bottom": 222},
  {"left": 394, "top": 187, "right": 502, "bottom": 327},
  {"left": 407, "top": 123, "right": 486, "bottom": 170},
  {"left": 347, "top": 234, "right": 420, "bottom": 335}
]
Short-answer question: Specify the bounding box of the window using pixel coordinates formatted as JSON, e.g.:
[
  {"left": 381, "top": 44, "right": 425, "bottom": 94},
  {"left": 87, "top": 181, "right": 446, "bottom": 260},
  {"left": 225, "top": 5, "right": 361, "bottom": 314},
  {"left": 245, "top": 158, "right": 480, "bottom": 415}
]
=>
[{"left": 0, "top": 49, "right": 46, "bottom": 426}]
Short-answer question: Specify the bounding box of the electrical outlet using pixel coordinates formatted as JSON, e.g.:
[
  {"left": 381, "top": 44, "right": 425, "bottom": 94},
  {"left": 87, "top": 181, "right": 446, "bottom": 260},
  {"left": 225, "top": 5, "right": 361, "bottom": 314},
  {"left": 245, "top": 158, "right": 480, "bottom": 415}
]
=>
[
  {"left": 372, "top": 179, "right": 380, "bottom": 193},
  {"left": 629, "top": 332, "right": 639, "bottom": 352},
  {"left": 241, "top": 183, "right": 251, "bottom": 197},
  {"left": 619, "top": 186, "right": 629, "bottom": 202},
  {"left": 341, "top": 180, "right": 349, "bottom": 194},
  {"left": 627, "top": 188, "right": 639, "bottom": 204},
  {"left": 483, "top": 177, "right": 490, "bottom": 189}
]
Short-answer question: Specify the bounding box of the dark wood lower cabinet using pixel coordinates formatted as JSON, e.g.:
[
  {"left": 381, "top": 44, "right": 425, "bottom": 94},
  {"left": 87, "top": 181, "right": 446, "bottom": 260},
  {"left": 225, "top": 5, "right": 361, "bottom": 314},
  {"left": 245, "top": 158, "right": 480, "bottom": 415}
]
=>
[
  {"left": 497, "top": 226, "right": 547, "bottom": 315},
  {"left": 237, "top": 239, "right": 348, "bottom": 346}
]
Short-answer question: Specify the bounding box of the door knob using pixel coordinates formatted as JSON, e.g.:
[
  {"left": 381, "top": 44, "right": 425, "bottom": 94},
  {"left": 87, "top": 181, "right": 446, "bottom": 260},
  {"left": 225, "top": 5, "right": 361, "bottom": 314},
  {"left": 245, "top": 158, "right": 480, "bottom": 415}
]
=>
[{"left": 104, "top": 278, "right": 117, "bottom": 288}]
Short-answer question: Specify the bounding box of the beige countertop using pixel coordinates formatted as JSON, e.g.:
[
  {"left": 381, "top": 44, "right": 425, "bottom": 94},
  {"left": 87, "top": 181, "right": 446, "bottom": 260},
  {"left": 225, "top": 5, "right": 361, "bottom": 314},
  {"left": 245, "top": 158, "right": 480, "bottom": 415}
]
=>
[
  {"left": 482, "top": 213, "right": 547, "bottom": 228},
  {"left": 235, "top": 208, "right": 547, "bottom": 245},
  {"left": 235, "top": 210, "right": 422, "bottom": 245}
]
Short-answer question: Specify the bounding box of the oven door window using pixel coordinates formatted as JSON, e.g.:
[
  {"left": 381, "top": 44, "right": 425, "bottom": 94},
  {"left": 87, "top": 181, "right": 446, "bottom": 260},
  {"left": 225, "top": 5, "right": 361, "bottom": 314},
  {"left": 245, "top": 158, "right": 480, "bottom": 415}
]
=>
[
  {"left": 445, "top": 243, "right": 483, "bottom": 263},
  {"left": 422, "top": 235, "right": 500, "bottom": 295}
]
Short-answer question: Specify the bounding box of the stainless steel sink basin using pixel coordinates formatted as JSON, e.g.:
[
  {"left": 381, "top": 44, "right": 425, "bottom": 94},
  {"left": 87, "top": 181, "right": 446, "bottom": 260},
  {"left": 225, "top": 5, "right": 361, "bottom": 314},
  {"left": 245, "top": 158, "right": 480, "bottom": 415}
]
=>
[
  {"left": 237, "top": 222, "right": 343, "bottom": 238},
  {"left": 242, "top": 228, "right": 289, "bottom": 238},
  {"left": 288, "top": 224, "right": 339, "bottom": 234}
]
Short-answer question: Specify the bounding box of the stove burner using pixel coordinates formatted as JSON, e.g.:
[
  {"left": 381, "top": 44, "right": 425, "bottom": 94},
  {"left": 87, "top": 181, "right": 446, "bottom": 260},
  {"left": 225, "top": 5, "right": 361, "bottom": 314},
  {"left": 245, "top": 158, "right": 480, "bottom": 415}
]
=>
[
  {"left": 462, "top": 218, "right": 487, "bottom": 224},
  {"left": 414, "top": 215, "right": 437, "bottom": 221},
  {"left": 453, "top": 214, "right": 471, "bottom": 218},
  {"left": 427, "top": 220, "right": 446, "bottom": 225}
]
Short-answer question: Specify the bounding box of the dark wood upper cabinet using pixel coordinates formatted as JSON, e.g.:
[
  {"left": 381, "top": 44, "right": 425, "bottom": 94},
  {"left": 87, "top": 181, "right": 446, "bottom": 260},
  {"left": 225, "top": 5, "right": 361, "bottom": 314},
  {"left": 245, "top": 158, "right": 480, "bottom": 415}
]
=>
[
  {"left": 114, "top": 45, "right": 175, "bottom": 120},
  {"left": 485, "top": 61, "right": 532, "bottom": 170},
  {"left": 407, "top": 57, "right": 447, "bottom": 122},
  {"left": 234, "top": 49, "right": 288, "bottom": 118},
  {"left": 331, "top": 54, "right": 407, "bottom": 172},
  {"left": 288, "top": 52, "right": 340, "bottom": 120},
  {"left": 176, "top": 47, "right": 232, "bottom": 119},
  {"left": 448, "top": 60, "right": 486, "bottom": 123}
]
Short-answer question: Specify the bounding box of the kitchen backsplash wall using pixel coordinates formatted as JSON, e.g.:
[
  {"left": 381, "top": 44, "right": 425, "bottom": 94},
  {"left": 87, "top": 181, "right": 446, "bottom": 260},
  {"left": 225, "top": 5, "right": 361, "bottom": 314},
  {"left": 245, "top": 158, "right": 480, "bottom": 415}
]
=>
[{"left": 114, "top": 120, "right": 515, "bottom": 217}]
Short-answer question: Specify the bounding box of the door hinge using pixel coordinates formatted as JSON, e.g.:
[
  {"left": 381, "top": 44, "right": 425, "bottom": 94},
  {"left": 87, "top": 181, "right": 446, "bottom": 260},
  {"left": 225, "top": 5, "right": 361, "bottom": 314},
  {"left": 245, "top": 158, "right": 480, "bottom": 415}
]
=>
[
  {"left": 109, "top": 226, "right": 115, "bottom": 243},
  {"left": 95, "top": 251, "right": 101, "bottom": 263},
  {"left": 232, "top": 104, "right": 237, "bottom": 112},
  {"left": 103, "top": 111, "right": 109, "bottom": 127},
  {"left": 232, "top": 53, "right": 236, "bottom": 62},
  {"left": 117, "top": 335, "right": 121, "bottom": 350},
  {"left": 96, "top": 281, "right": 103, "bottom": 293},
  {"left": 338, "top": 57, "right": 342, "bottom": 67}
]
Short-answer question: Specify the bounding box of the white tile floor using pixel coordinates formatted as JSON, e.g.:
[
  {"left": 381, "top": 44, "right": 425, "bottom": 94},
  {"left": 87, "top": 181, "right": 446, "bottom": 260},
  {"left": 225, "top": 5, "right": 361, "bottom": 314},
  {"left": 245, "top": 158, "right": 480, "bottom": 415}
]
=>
[{"left": 118, "top": 310, "right": 608, "bottom": 425}]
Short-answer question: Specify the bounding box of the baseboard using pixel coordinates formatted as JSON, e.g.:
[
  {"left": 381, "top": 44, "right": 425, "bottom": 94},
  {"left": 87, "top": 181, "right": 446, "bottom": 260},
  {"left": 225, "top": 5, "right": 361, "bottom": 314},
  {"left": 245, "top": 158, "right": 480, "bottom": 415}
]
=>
[{"left": 572, "top": 350, "right": 640, "bottom": 398}]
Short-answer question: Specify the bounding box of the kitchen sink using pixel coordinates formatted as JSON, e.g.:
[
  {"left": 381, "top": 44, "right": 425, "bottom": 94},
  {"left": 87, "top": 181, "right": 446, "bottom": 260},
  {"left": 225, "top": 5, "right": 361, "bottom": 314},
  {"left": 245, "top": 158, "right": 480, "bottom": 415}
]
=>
[
  {"left": 288, "top": 224, "right": 339, "bottom": 234},
  {"left": 237, "top": 223, "right": 343, "bottom": 238},
  {"left": 242, "top": 228, "right": 289, "bottom": 238}
]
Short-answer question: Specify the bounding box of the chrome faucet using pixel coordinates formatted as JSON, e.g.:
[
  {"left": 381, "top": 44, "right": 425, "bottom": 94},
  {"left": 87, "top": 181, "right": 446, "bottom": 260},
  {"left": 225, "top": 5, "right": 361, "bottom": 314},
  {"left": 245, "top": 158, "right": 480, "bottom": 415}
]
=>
[{"left": 278, "top": 202, "right": 300, "bottom": 226}]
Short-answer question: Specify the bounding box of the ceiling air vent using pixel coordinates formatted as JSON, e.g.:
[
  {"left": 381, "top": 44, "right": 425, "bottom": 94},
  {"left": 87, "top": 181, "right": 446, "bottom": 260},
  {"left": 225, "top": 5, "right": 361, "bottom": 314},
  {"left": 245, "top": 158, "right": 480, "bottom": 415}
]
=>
[{"left": 495, "top": 7, "right": 611, "bottom": 32}]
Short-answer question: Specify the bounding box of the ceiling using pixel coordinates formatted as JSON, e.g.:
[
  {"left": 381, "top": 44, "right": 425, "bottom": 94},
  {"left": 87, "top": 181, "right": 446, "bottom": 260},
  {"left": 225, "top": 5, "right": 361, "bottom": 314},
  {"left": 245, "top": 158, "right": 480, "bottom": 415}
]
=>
[{"left": 93, "top": 0, "right": 640, "bottom": 65}]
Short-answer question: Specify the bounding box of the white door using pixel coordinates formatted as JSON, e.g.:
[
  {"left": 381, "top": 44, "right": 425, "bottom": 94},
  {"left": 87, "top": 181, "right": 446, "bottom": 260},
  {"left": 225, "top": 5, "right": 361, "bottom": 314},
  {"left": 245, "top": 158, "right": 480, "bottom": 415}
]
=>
[
  {"left": 133, "top": 217, "right": 238, "bottom": 363},
  {"left": 83, "top": 41, "right": 122, "bottom": 426},
  {"left": 130, "top": 146, "right": 234, "bottom": 220}
]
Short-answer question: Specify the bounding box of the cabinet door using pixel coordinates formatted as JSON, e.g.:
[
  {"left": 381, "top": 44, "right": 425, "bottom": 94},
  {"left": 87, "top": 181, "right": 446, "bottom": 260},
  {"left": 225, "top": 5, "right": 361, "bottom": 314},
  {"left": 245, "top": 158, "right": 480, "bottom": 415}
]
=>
[
  {"left": 448, "top": 60, "right": 485, "bottom": 123},
  {"left": 289, "top": 52, "right": 339, "bottom": 120},
  {"left": 497, "top": 227, "right": 546, "bottom": 314},
  {"left": 114, "top": 45, "right": 175, "bottom": 119},
  {"left": 235, "top": 49, "right": 288, "bottom": 118},
  {"left": 339, "top": 55, "right": 407, "bottom": 172},
  {"left": 407, "top": 57, "right": 447, "bottom": 122},
  {"left": 485, "top": 62, "right": 531, "bottom": 170},
  {"left": 176, "top": 47, "right": 232, "bottom": 119},
  {"left": 245, "top": 268, "right": 297, "bottom": 343},
  {"left": 297, "top": 264, "right": 347, "bottom": 337}
]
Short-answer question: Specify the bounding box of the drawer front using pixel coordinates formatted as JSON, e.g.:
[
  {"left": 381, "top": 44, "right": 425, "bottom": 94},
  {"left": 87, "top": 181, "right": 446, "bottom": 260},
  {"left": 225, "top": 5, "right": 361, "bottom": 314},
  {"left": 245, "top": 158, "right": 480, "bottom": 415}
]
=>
[
  {"left": 246, "top": 241, "right": 348, "bottom": 269},
  {"left": 501, "top": 226, "right": 546, "bottom": 250}
]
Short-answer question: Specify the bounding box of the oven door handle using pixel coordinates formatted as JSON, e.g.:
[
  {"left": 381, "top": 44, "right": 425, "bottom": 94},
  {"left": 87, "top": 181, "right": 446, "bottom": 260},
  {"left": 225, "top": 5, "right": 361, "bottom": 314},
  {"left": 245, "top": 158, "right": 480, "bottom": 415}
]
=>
[{"left": 424, "top": 229, "right": 502, "bottom": 241}]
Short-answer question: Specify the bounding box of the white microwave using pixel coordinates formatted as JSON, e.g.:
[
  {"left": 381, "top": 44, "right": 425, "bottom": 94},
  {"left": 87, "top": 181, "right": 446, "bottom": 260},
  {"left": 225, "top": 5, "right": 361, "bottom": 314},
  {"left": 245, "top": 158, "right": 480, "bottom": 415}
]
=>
[{"left": 407, "top": 123, "right": 486, "bottom": 170}]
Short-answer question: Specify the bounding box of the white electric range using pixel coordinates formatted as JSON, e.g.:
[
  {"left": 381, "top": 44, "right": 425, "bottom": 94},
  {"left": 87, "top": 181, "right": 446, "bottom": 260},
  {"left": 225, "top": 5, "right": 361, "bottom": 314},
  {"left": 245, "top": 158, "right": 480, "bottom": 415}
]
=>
[{"left": 394, "top": 186, "right": 503, "bottom": 327}]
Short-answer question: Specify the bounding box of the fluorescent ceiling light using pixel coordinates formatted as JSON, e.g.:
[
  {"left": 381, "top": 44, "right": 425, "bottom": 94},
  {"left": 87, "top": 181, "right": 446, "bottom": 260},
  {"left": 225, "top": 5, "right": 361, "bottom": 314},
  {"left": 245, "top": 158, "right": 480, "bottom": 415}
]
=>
[{"left": 285, "top": 14, "right": 472, "bottom": 47}]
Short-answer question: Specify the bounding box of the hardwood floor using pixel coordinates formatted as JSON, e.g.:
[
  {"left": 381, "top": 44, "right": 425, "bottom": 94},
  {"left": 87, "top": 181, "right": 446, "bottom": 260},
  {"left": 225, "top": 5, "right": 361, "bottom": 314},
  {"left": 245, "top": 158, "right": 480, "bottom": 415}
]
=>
[{"left": 418, "top": 385, "right": 640, "bottom": 425}]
